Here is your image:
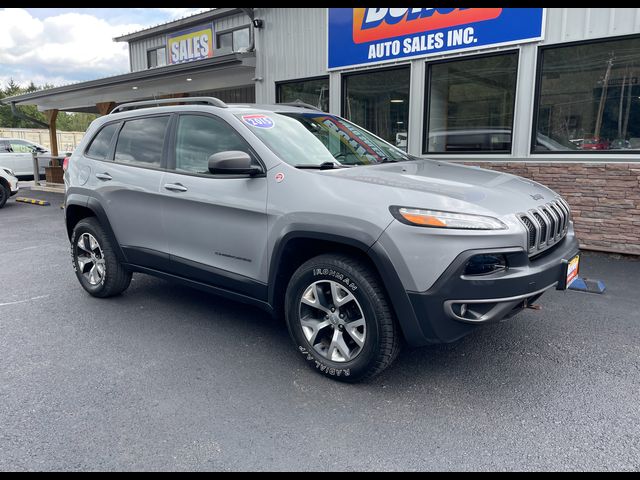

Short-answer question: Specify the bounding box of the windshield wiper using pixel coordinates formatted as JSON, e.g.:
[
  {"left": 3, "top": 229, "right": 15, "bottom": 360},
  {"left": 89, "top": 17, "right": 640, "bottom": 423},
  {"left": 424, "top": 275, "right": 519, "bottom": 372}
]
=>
[{"left": 295, "top": 162, "right": 343, "bottom": 170}]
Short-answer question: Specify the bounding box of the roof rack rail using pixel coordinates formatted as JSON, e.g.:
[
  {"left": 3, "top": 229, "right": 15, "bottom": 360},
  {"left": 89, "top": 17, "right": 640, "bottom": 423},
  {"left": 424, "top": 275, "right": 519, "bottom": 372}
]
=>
[
  {"left": 277, "top": 101, "right": 323, "bottom": 111},
  {"left": 110, "top": 96, "right": 227, "bottom": 114}
]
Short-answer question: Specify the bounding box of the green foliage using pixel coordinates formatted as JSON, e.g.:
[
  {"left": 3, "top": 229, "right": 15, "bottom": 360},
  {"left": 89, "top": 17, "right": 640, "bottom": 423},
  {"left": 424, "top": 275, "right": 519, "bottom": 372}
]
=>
[{"left": 0, "top": 79, "right": 97, "bottom": 132}]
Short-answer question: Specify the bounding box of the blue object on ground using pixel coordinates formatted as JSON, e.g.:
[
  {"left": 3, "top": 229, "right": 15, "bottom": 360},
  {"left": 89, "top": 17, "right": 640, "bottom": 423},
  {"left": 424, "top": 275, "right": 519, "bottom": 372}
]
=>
[{"left": 568, "top": 276, "right": 606, "bottom": 294}]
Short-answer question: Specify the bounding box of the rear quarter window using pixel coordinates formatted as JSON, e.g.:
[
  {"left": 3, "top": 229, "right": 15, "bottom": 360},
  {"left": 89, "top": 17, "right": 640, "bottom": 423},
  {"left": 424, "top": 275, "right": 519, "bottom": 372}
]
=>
[{"left": 85, "top": 123, "right": 119, "bottom": 160}]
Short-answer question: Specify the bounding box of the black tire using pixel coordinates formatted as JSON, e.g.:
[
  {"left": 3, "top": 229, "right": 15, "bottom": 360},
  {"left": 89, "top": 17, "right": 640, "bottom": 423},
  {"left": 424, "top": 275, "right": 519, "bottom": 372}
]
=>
[
  {"left": 0, "top": 184, "right": 8, "bottom": 209},
  {"left": 285, "top": 254, "right": 401, "bottom": 382},
  {"left": 71, "top": 217, "right": 132, "bottom": 298}
]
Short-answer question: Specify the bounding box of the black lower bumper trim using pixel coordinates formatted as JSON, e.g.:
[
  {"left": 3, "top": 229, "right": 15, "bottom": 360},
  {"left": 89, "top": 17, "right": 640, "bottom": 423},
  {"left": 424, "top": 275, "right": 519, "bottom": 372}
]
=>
[{"left": 406, "top": 234, "right": 580, "bottom": 345}]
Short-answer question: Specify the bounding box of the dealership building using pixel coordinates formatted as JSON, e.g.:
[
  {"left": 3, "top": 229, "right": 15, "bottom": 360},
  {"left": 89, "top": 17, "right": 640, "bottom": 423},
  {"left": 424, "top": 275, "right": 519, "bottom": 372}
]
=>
[{"left": 5, "top": 8, "right": 640, "bottom": 255}]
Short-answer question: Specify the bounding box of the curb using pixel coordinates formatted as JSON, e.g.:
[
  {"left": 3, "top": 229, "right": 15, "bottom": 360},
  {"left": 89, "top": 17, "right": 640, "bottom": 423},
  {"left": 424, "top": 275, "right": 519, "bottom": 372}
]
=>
[
  {"left": 568, "top": 276, "right": 606, "bottom": 294},
  {"left": 15, "top": 197, "right": 51, "bottom": 206}
]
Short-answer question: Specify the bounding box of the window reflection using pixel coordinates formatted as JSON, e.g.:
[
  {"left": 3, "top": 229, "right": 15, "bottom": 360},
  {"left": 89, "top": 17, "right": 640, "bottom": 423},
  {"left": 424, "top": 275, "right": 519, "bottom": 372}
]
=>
[
  {"left": 425, "top": 53, "right": 518, "bottom": 153},
  {"left": 535, "top": 36, "right": 640, "bottom": 153}
]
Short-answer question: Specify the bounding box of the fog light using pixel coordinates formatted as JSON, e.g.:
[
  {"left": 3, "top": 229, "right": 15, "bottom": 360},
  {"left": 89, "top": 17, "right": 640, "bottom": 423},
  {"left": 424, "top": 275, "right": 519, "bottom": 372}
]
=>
[{"left": 464, "top": 254, "right": 507, "bottom": 276}]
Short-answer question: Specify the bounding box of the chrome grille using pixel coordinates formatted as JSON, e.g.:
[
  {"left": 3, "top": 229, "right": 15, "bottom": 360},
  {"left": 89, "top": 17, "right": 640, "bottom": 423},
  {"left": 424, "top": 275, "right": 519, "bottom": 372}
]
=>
[{"left": 518, "top": 199, "right": 571, "bottom": 256}]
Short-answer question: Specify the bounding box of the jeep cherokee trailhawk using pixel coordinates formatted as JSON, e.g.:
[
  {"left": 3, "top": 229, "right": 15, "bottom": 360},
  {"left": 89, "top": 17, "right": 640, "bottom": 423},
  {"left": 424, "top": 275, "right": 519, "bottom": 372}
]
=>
[{"left": 64, "top": 97, "right": 580, "bottom": 382}]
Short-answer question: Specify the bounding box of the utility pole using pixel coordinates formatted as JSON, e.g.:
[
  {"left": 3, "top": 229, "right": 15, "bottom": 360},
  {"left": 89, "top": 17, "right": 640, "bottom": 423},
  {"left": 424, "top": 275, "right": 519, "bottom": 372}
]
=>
[{"left": 594, "top": 52, "right": 614, "bottom": 140}]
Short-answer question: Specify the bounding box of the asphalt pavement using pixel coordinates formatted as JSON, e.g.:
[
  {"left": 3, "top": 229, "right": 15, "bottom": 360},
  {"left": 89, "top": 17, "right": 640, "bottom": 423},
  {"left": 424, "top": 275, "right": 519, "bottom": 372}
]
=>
[{"left": 1, "top": 188, "right": 639, "bottom": 471}]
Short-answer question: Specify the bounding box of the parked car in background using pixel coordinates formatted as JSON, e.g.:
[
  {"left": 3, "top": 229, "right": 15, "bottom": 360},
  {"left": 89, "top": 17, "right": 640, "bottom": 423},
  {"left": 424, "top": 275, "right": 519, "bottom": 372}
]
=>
[
  {"left": 610, "top": 138, "right": 632, "bottom": 150},
  {"left": 0, "top": 138, "right": 48, "bottom": 177},
  {"left": 580, "top": 137, "right": 609, "bottom": 151},
  {"left": 427, "top": 128, "right": 578, "bottom": 152},
  {"left": 395, "top": 131, "right": 407, "bottom": 149},
  {"left": 0, "top": 166, "right": 19, "bottom": 209}
]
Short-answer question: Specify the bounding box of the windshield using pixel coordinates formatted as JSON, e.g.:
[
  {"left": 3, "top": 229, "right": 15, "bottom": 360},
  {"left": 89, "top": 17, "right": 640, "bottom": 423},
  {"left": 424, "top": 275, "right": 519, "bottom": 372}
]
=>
[{"left": 236, "top": 111, "right": 409, "bottom": 167}]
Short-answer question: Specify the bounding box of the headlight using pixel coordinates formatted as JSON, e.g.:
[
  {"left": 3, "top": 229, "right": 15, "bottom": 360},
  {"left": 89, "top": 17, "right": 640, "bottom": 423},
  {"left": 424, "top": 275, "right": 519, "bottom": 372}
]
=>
[
  {"left": 3, "top": 168, "right": 15, "bottom": 178},
  {"left": 390, "top": 206, "right": 507, "bottom": 230}
]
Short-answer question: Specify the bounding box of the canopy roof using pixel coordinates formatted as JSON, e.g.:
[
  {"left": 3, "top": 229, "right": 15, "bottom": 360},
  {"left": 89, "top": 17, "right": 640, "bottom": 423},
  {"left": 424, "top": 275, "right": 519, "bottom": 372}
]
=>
[{"left": 2, "top": 53, "right": 256, "bottom": 113}]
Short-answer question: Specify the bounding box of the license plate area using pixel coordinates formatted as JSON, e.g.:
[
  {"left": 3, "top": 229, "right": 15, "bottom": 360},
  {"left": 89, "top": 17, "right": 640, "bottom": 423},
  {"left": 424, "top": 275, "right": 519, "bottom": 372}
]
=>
[{"left": 560, "top": 254, "right": 580, "bottom": 290}]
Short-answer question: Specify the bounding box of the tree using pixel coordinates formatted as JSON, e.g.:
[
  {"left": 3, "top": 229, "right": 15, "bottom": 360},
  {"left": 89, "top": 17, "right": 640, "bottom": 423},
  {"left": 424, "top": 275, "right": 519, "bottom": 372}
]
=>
[{"left": 0, "top": 80, "right": 97, "bottom": 131}]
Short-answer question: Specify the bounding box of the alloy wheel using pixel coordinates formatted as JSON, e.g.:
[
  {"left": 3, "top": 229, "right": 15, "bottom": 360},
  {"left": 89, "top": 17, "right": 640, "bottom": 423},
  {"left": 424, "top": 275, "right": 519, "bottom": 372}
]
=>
[
  {"left": 76, "top": 233, "right": 106, "bottom": 286},
  {"left": 298, "top": 280, "right": 366, "bottom": 362}
]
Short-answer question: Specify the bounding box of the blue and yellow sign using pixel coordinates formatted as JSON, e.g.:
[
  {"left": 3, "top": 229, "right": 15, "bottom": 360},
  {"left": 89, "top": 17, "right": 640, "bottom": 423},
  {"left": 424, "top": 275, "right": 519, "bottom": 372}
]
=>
[
  {"left": 328, "top": 8, "right": 545, "bottom": 70},
  {"left": 168, "top": 24, "right": 214, "bottom": 65}
]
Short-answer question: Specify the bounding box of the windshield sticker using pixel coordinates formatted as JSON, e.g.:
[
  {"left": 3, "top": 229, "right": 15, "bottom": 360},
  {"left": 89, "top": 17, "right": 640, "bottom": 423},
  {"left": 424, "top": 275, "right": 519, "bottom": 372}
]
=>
[
  {"left": 318, "top": 116, "right": 387, "bottom": 161},
  {"left": 242, "top": 114, "right": 275, "bottom": 129}
]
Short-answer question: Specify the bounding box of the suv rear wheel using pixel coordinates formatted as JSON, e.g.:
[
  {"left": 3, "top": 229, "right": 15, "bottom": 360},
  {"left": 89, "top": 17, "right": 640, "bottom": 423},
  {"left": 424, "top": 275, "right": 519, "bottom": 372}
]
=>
[
  {"left": 71, "top": 217, "right": 132, "bottom": 298},
  {"left": 285, "top": 254, "right": 400, "bottom": 382}
]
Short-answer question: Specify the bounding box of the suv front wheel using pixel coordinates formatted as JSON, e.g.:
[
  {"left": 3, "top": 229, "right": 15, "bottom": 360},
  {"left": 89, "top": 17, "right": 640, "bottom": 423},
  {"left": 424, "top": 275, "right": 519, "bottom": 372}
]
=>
[
  {"left": 0, "top": 184, "right": 9, "bottom": 209},
  {"left": 285, "top": 254, "right": 401, "bottom": 382},
  {"left": 71, "top": 217, "right": 132, "bottom": 298}
]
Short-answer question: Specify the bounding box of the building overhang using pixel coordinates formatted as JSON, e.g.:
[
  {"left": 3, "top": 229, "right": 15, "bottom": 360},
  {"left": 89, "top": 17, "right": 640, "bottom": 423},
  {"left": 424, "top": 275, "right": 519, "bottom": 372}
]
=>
[
  {"left": 1, "top": 53, "right": 256, "bottom": 114},
  {"left": 113, "top": 8, "right": 245, "bottom": 43}
]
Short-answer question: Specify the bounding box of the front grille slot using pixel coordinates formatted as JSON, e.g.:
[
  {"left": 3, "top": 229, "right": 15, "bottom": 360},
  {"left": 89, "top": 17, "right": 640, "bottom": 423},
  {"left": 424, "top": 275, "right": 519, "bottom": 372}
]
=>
[
  {"left": 550, "top": 203, "right": 565, "bottom": 235},
  {"left": 520, "top": 216, "right": 536, "bottom": 249},
  {"left": 533, "top": 212, "right": 547, "bottom": 243},
  {"left": 518, "top": 198, "right": 571, "bottom": 257}
]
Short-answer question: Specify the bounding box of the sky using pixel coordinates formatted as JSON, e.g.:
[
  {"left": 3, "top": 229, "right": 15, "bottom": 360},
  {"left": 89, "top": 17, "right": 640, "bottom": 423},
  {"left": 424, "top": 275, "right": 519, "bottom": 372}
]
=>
[{"left": 0, "top": 8, "right": 209, "bottom": 90}]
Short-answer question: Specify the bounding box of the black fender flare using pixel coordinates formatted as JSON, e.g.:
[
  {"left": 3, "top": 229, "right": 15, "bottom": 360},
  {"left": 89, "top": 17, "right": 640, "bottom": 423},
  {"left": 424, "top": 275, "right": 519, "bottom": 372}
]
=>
[
  {"left": 65, "top": 194, "right": 128, "bottom": 264},
  {"left": 267, "top": 229, "right": 427, "bottom": 347}
]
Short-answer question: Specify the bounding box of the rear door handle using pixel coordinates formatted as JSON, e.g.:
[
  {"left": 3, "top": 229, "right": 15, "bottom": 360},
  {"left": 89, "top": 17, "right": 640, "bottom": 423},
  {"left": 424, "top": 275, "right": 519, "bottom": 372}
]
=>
[
  {"left": 95, "top": 173, "right": 112, "bottom": 181},
  {"left": 164, "top": 183, "right": 188, "bottom": 193}
]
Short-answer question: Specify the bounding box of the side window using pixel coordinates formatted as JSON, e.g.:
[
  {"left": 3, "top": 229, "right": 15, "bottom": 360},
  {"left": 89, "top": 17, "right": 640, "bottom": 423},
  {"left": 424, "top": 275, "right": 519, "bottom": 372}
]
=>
[
  {"left": 174, "top": 115, "right": 254, "bottom": 175},
  {"left": 86, "top": 123, "right": 119, "bottom": 160},
  {"left": 0, "top": 141, "right": 10, "bottom": 152},
  {"left": 9, "top": 140, "right": 34, "bottom": 153},
  {"left": 114, "top": 116, "right": 170, "bottom": 168}
]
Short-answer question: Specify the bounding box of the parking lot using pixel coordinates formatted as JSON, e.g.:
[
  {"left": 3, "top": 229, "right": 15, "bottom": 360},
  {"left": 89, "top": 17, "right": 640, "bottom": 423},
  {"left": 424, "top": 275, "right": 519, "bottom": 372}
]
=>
[{"left": 1, "top": 188, "right": 639, "bottom": 471}]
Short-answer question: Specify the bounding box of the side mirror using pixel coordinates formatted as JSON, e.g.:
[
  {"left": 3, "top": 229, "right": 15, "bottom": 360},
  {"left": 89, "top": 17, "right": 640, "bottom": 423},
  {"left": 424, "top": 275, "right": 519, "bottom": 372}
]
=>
[{"left": 208, "top": 151, "right": 262, "bottom": 176}]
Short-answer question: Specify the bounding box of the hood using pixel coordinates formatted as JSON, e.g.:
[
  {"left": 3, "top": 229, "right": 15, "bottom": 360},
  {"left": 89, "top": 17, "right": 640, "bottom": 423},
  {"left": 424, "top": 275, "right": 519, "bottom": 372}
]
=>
[{"left": 321, "top": 159, "right": 559, "bottom": 217}]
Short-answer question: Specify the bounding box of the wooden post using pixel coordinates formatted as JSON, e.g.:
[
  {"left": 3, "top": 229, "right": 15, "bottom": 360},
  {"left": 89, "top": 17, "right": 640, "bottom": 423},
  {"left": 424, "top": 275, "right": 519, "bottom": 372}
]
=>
[
  {"left": 158, "top": 92, "right": 188, "bottom": 106},
  {"left": 96, "top": 102, "right": 116, "bottom": 116},
  {"left": 44, "top": 109, "right": 59, "bottom": 157}
]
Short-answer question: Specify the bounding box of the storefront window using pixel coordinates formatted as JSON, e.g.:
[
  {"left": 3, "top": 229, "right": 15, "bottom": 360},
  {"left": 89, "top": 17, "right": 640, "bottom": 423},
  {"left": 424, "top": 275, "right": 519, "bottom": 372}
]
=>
[
  {"left": 534, "top": 36, "right": 640, "bottom": 153},
  {"left": 343, "top": 67, "right": 410, "bottom": 151},
  {"left": 276, "top": 77, "right": 330, "bottom": 112},
  {"left": 425, "top": 52, "right": 518, "bottom": 153}
]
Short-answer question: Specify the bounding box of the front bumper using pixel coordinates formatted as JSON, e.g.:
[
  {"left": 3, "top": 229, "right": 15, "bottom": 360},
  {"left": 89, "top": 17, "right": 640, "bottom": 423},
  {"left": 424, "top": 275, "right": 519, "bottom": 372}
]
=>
[
  {"left": 8, "top": 177, "right": 19, "bottom": 195},
  {"left": 406, "top": 234, "right": 580, "bottom": 345}
]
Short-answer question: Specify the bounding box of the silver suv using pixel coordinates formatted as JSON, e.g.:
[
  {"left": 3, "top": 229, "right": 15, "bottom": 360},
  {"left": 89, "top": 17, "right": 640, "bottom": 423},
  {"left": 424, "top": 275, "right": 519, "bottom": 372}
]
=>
[{"left": 64, "top": 97, "right": 580, "bottom": 382}]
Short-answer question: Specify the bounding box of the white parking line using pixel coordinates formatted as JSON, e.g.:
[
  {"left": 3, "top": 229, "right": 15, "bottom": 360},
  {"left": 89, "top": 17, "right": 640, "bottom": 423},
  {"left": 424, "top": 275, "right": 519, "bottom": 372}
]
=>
[{"left": 0, "top": 295, "right": 50, "bottom": 307}]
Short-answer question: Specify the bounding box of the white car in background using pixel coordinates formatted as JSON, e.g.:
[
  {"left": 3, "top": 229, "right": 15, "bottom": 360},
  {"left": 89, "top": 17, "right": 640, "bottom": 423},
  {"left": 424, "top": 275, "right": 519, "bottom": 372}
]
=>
[
  {"left": 0, "top": 166, "right": 19, "bottom": 209},
  {"left": 0, "top": 138, "right": 48, "bottom": 177}
]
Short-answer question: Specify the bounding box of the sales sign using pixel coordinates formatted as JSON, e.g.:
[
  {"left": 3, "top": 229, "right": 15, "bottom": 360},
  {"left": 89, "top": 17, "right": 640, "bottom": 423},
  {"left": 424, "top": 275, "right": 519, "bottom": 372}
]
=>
[
  {"left": 327, "top": 8, "right": 545, "bottom": 70},
  {"left": 168, "top": 24, "right": 214, "bottom": 65}
]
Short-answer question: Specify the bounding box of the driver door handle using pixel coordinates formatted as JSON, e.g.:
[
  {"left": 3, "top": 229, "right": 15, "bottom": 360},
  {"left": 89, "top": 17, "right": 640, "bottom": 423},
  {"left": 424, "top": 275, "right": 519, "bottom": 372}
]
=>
[
  {"left": 95, "top": 173, "right": 112, "bottom": 181},
  {"left": 164, "top": 183, "right": 188, "bottom": 193}
]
